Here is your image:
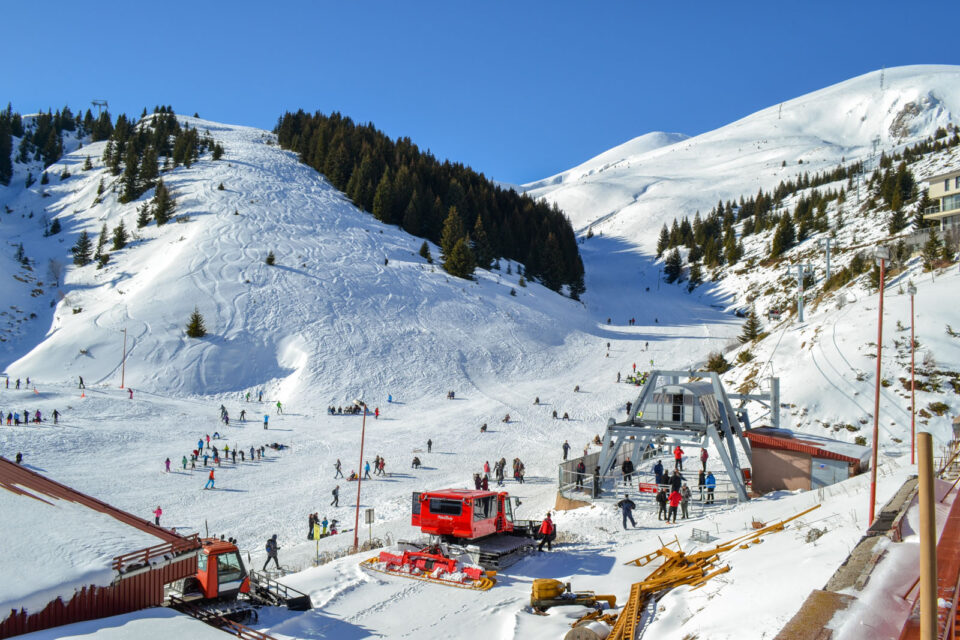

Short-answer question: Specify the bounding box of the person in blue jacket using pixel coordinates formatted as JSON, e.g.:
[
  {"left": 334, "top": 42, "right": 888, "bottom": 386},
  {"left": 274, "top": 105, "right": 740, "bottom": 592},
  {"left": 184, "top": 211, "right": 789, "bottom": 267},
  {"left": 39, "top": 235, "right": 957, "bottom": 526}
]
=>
[
  {"left": 653, "top": 459, "right": 665, "bottom": 486},
  {"left": 616, "top": 495, "right": 637, "bottom": 529},
  {"left": 705, "top": 471, "right": 717, "bottom": 504}
]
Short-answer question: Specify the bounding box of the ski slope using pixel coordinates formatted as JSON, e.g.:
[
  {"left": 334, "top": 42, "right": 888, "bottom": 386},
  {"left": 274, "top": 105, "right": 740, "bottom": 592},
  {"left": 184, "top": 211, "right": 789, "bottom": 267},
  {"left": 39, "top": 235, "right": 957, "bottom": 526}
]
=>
[{"left": 1, "top": 65, "right": 959, "bottom": 639}]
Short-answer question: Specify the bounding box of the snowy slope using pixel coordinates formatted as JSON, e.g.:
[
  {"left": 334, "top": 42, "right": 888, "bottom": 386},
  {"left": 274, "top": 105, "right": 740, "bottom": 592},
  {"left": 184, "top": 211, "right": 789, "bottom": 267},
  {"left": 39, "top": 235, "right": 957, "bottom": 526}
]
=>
[{"left": 525, "top": 65, "right": 960, "bottom": 248}]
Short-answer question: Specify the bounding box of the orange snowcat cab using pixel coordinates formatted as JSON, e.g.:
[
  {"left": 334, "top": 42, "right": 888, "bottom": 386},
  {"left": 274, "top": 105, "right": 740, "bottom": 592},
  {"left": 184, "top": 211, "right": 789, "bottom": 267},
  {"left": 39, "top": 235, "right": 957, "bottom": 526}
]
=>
[
  {"left": 411, "top": 489, "right": 526, "bottom": 539},
  {"left": 195, "top": 538, "right": 251, "bottom": 600}
]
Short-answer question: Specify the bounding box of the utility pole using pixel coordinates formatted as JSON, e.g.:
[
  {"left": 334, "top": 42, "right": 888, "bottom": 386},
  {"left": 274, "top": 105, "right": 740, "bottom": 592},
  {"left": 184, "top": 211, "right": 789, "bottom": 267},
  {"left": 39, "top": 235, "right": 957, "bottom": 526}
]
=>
[
  {"left": 818, "top": 238, "right": 833, "bottom": 282},
  {"left": 868, "top": 245, "right": 890, "bottom": 525},
  {"left": 918, "top": 431, "right": 937, "bottom": 639},
  {"left": 353, "top": 400, "right": 369, "bottom": 552},
  {"left": 907, "top": 283, "right": 917, "bottom": 465},
  {"left": 92, "top": 100, "right": 108, "bottom": 117},
  {"left": 787, "top": 264, "right": 813, "bottom": 323},
  {"left": 120, "top": 327, "right": 127, "bottom": 389}
]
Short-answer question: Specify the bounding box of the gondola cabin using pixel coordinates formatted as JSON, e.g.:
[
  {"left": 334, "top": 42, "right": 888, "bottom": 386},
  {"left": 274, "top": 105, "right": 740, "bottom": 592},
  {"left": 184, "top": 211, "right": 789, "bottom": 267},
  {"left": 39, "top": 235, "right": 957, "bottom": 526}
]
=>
[{"left": 411, "top": 489, "right": 519, "bottom": 540}]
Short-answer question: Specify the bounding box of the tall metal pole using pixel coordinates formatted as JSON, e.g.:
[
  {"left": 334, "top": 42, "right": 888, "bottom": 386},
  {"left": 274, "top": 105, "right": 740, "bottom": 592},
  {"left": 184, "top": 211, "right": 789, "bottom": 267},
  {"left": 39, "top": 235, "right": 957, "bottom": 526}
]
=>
[
  {"left": 353, "top": 402, "right": 368, "bottom": 551},
  {"left": 918, "top": 431, "right": 937, "bottom": 640},
  {"left": 120, "top": 327, "right": 127, "bottom": 389},
  {"left": 908, "top": 284, "right": 917, "bottom": 465},
  {"left": 824, "top": 238, "right": 832, "bottom": 282},
  {"left": 868, "top": 249, "right": 888, "bottom": 525}
]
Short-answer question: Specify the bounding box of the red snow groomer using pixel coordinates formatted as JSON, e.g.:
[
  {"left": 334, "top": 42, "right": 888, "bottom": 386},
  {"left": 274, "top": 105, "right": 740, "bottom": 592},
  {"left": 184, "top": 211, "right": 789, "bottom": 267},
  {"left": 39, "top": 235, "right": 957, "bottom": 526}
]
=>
[{"left": 361, "top": 489, "right": 540, "bottom": 590}]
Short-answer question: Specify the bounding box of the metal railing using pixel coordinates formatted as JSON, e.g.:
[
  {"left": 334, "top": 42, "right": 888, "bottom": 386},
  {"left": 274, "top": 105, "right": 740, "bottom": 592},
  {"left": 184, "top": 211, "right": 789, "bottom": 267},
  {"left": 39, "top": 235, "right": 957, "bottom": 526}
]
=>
[{"left": 111, "top": 533, "right": 200, "bottom": 573}]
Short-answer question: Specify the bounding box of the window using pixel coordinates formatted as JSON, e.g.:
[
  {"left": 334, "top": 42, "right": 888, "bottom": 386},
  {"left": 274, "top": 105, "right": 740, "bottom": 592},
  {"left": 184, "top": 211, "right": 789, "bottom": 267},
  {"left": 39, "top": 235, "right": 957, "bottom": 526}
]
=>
[
  {"left": 412, "top": 492, "right": 421, "bottom": 516},
  {"left": 672, "top": 393, "right": 684, "bottom": 422},
  {"left": 955, "top": 177, "right": 960, "bottom": 189},
  {"left": 216, "top": 552, "right": 244, "bottom": 584},
  {"left": 473, "top": 496, "right": 495, "bottom": 520},
  {"left": 197, "top": 553, "right": 207, "bottom": 573},
  {"left": 428, "top": 498, "right": 462, "bottom": 516},
  {"left": 946, "top": 179, "right": 951, "bottom": 191},
  {"left": 503, "top": 498, "right": 513, "bottom": 523},
  {"left": 943, "top": 193, "right": 960, "bottom": 213}
]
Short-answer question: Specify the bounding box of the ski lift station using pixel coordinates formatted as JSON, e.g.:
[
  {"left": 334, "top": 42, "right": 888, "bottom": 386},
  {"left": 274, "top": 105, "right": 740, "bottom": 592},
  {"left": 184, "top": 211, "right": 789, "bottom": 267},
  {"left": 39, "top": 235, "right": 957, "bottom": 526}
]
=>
[{"left": 559, "top": 370, "right": 781, "bottom": 504}]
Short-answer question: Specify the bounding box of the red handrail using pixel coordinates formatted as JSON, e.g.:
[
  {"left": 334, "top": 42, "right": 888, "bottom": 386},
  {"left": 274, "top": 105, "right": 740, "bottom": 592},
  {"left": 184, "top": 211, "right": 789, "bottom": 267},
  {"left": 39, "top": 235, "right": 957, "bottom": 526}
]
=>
[{"left": 111, "top": 533, "right": 200, "bottom": 572}]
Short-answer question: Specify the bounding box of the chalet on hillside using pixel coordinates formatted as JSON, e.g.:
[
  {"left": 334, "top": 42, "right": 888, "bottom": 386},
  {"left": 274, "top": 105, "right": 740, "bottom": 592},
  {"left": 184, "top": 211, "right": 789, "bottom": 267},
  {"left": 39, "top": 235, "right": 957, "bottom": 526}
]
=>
[{"left": 0, "top": 457, "right": 200, "bottom": 639}]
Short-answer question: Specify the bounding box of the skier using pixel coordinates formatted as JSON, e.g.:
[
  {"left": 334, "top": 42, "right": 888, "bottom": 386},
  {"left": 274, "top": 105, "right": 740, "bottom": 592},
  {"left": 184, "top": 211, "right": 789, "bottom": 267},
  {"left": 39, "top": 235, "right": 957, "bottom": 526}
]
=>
[
  {"left": 562, "top": 440, "right": 570, "bottom": 461},
  {"left": 374, "top": 407, "right": 379, "bottom": 420},
  {"left": 321, "top": 516, "right": 329, "bottom": 536},
  {"left": 128, "top": 388, "right": 133, "bottom": 399},
  {"left": 616, "top": 494, "right": 637, "bottom": 529},
  {"left": 245, "top": 392, "right": 251, "bottom": 402},
  {"left": 626, "top": 401, "right": 632, "bottom": 415},
  {"left": 331, "top": 485, "right": 339, "bottom": 507},
  {"left": 15, "top": 452, "right": 23, "bottom": 464},
  {"left": 258, "top": 390, "right": 263, "bottom": 402},
  {"left": 198, "top": 438, "right": 204, "bottom": 453},
  {"left": 276, "top": 400, "right": 283, "bottom": 414},
  {"left": 263, "top": 414, "right": 269, "bottom": 429},
  {"left": 427, "top": 439, "right": 432, "bottom": 453},
  {"left": 334, "top": 459, "right": 343, "bottom": 478},
  {"left": 263, "top": 535, "right": 280, "bottom": 570},
  {"left": 700, "top": 447, "right": 708, "bottom": 471},
  {"left": 181, "top": 455, "right": 187, "bottom": 470},
  {"left": 537, "top": 513, "right": 555, "bottom": 552},
  {"left": 52, "top": 409, "right": 59, "bottom": 425},
  {"left": 204, "top": 469, "right": 215, "bottom": 489},
  {"left": 78, "top": 376, "right": 84, "bottom": 389},
  {"left": 153, "top": 506, "right": 162, "bottom": 525},
  {"left": 239, "top": 409, "right": 246, "bottom": 421},
  {"left": 364, "top": 461, "right": 371, "bottom": 479},
  {"left": 616, "top": 372, "right": 621, "bottom": 383},
  {"left": 388, "top": 394, "right": 392, "bottom": 403},
  {"left": 164, "top": 458, "right": 171, "bottom": 473}
]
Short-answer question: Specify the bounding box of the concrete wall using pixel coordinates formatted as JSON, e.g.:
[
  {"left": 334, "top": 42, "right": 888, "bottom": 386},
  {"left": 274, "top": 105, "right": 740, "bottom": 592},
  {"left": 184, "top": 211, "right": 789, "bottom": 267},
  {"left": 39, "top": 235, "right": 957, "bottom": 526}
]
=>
[{"left": 752, "top": 448, "right": 810, "bottom": 493}]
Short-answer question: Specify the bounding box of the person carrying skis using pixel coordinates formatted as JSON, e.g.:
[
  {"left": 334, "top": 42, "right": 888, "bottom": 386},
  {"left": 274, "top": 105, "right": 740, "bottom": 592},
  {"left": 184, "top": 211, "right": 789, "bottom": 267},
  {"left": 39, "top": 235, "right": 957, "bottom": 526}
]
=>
[
  {"left": 334, "top": 459, "right": 343, "bottom": 478},
  {"left": 204, "top": 469, "right": 215, "bottom": 489},
  {"left": 263, "top": 535, "right": 280, "bottom": 570},
  {"left": 616, "top": 494, "right": 637, "bottom": 529},
  {"left": 153, "top": 506, "right": 162, "bottom": 525},
  {"left": 537, "top": 513, "right": 555, "bottom": 552},
  {"left": 331, "top": 485, "right": 339, "bottom": 507}
]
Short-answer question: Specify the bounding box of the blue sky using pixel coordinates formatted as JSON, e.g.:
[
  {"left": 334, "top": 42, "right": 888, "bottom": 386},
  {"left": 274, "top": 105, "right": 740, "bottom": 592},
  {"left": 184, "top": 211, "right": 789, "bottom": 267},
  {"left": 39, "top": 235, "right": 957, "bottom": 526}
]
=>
[{"left": 2, "top": 1, "right": 957, "bottom": 184}]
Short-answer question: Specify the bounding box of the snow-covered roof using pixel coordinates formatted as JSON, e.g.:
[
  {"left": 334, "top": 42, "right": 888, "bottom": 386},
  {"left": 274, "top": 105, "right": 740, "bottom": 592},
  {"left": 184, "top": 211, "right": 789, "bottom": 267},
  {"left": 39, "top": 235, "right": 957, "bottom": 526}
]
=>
[
  {"left": 0, "top": 458, "right": 184, "bottom": 616},
  {"left": 745, "top": 427, "right": 871, "bottom": 464}
]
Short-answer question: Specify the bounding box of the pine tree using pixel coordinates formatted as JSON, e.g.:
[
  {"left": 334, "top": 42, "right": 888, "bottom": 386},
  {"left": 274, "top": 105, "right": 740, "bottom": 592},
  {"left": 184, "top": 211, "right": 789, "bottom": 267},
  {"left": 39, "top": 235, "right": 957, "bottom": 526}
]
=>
[
  {"left": 139, "top": 146, "right": 158, "bottom": 192},
  {"left": 419, "top": 241, "right": 432, "bottom": 263},
  {"left": 48, "top": 218, "right": 61, "bottom": 235},
  {"left": 94, "top": 224, "right": 108, "bottom": 260},
  {"left": 443, "top": 236, "right": 476, "bottom": 279},
  {"left": 770, "top": 216, "right": 796, "bottom": 258},
  {"left": 136, "top": 203, "right": 151, "bottom": 228},
  {"left": 663, "top": 248, "right": 683, "bottom": 283},
  {"left": 153, "top": 180, "right": 174, "bottom": 225},
  {"left": 888, "top": 207, "right": 908, "bottom": 234},
  {"left": 41, "top": 172, "right": 49, "bottom": 185},
  {"left": 656, "top": 224, "right": 669, "bottom": 258},
  {"left": 119, "top": 142, "right": 139, "bottom": 203},
  {"left": 0, "top": 116, "right": 12, "bottom": 186},
  {"left": 687, "top": 262, "right": 702, "bottom": 292},
  {"left": 922, "top": 228, "right": 943, "bottom": 270},
  {"left": 738, "top": 308, "right": 762, "bottom": 343},
  {"left": 372, "top": 167, "right": 394, "bottom": 223},
  {"left": 83, "top": 156, "right": 93, "bottom": 171},
  {"left": 112, "top": 220, "right": 128, "bottom": 251},
  {"left": 402, "top": 191, "right": 421, "bottom": 236},
  {"left": 71, "top": 231, "right": 93, "bottom": 266},
  {"left": 185, "top": 307, "right": 207, "bottom": 338},
  {"left": 440, "top": 206, "right": 466, "bottom": 259},
  {"left": 471, "top": 215, "right": 494, "bottom": 270}
]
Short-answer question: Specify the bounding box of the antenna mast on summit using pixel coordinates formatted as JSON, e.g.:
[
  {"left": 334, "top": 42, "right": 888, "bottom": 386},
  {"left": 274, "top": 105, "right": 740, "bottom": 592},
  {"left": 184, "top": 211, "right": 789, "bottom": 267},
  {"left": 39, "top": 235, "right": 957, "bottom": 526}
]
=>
[
  {"left": 880, "top": 66, "right": 885, "bottom": 90},
  {"left": 92, "top": 100, "right": 108, "bottom": 117}
]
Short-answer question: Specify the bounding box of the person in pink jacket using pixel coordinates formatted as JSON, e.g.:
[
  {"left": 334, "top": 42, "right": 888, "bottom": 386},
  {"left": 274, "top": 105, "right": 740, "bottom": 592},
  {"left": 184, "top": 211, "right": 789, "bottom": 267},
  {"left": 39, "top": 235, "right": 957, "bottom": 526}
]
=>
[{"left": 153, "top": 506, "right": 162, "bottom": 525}]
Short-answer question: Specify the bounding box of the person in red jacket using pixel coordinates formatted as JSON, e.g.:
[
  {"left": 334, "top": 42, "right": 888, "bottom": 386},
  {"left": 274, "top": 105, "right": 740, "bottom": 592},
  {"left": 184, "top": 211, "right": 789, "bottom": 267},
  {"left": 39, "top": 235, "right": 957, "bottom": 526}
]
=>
[
  {"left": 204, "top": 469, "right": 215, "bottom": 490},
  {"left": 700, "top": 447, "right": 708, "bottom": 471},
  {"left": 538, "top": 513, "right": 555, "bottom": 552},
  {"left": 668, "top": 489, "right": 682, "bottom": 523},
  {"left": 674, "top": 445, "right": 684, "bottom": 471}
]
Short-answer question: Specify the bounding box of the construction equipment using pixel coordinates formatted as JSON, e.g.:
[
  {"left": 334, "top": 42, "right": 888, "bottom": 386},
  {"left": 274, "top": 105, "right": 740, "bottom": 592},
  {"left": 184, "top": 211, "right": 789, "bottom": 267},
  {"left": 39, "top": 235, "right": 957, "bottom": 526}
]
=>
[
  {"left": 166, "top": 538, "right": 311, "bottom": 622},
  {"left": 361, "top": 489, "right": 542, "bottom": 589},
  {"left": 572, "top": 505, "right": 821, "bottom": 640},
  {"left": 530, "top": 579, "right": 616, "bottom": 612}
]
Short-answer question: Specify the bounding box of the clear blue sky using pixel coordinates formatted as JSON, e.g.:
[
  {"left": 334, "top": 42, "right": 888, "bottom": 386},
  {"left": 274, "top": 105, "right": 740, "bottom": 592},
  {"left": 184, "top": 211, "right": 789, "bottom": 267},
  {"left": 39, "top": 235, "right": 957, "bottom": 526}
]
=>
[{"left": 3, "top": 1, "right": 957, "bottom": 184}]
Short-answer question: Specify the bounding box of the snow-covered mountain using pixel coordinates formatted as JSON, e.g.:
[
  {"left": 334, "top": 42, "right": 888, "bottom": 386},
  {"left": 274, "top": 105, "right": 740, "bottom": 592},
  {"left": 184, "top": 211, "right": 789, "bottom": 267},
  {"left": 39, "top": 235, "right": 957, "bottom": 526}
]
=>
[
  {"left": 1, "top": 65, "right": 960, "bottom": 640},
  {"left": 524, "top": 65, "right": 960, "bottom": 247}
]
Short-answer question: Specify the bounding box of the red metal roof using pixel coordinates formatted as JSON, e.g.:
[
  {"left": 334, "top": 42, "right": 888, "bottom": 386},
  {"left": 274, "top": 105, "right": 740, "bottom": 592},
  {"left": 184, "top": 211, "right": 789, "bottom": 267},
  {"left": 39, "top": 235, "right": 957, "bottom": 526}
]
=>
[
  {"left": 744, "top": 430, "right": 865, "bottom": 465},
  {"left": 0, "top": 457, "right": 187, "bottom": 545}
]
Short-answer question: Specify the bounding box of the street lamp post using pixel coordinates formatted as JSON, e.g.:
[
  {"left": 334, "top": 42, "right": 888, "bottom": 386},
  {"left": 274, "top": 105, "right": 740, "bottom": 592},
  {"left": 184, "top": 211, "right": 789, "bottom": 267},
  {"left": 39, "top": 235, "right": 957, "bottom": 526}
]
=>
[
  {"left": 120, "top": 327, "right": 127, "bottom": 389},
  {"left": 908, "top": 283, "right": 917, "bottom": 465},
  {"left": 353, "top": 400, "right": 368, "bottom": 551},
  {"left": 868, "top": 245, "right": 890, "bottom": 526}
]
